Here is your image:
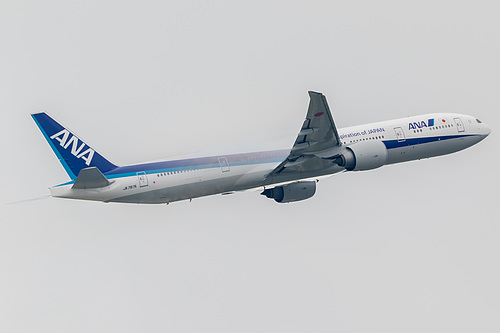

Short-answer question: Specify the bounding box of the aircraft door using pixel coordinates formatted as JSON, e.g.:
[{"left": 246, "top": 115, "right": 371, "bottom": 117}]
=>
[
  {"left": 394, "top": 127, "right": 406, "bottom": 142},
  {"left": 454, "top": 118, "right": 465, "bottom": 132},
  {"left": 137, "top": 171, "right": 149, "bottom": 187},
  {"left": 218, "top": 157, "right": 230, "bottom": 172}
]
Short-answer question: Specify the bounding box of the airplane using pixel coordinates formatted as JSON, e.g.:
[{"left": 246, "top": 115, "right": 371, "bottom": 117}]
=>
[{"left": 32, "top": 91, "right": 491, "bottom": 204}]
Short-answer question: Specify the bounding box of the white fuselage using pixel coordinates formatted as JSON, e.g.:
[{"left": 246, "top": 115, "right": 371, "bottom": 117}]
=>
[{"left": 50, "top": 113, "right": 490, "bottom": 204}]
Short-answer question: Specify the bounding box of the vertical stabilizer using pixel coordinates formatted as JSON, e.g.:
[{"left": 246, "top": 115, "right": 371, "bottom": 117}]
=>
[{"left": 32, "top": 112, "right": 118, "bottom": 179}]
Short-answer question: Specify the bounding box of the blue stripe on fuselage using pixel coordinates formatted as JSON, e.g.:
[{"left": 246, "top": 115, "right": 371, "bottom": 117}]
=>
[
  {"left": 53, "top": 150, "right": 289, "bottom": 186},
  {"left": 383, "top": 134, "right": 475, "bottom": 149},
  {"left": 103, "top": 149, "right": 290, "bottom": 178},
  {"left": 54, "top": 135, "right": 478, "bottom": 187}
]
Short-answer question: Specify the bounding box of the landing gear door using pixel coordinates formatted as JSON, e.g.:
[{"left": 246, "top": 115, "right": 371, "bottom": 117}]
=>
[
  {"left": 137, "top": 171, "right": 149, "bottom": 187},
  {"left": 394, "top": 127, "right": 406, "bottom": 142},
  {"left": 454, "top": 118, "right": 465, "bottom": 132}
]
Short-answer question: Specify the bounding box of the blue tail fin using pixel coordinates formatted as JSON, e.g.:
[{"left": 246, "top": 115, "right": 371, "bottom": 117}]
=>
[{"left": 32, "top": 112, "right": 118, "bottom": 180}]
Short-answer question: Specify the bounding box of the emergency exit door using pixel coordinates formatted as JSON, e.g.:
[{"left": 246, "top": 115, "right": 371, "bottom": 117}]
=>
[
  {"left": 454, "top": 118, "right": 465, "bottom": 132},
  {"left": 394, "top": 127, "right": 406, "bottom": 142},
  {"left": 218, "top": 157, "right": 230, "bottom": 172},
  {"left": 137, "top": 171, "right": 149, "bottom": 187}
]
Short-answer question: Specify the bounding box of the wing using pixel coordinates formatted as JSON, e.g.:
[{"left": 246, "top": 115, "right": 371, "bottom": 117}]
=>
[{"left": 265, "top": 91, "right": 343, "bottom": 178}]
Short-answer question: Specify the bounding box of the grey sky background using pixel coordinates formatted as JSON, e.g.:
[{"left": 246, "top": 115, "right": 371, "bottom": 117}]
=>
[{"left": 1, "top": 1, "right": 499, "bottom": 332}]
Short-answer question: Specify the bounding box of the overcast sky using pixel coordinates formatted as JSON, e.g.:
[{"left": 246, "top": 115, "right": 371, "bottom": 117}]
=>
[{"left": 1, "top": 1, "right": 499, "bottom": 332}]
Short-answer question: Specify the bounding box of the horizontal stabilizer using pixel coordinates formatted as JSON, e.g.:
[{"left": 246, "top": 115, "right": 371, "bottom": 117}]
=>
[{"left": 72, "top": 167, "right": 114, "bottom": 189}]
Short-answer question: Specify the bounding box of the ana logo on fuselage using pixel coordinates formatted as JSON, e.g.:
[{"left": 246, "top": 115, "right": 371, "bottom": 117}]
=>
[
  {"left": 50, "top": 129, "right": 94, "bottom": 166},
  {"left": 409, "top": 119, "right": 435, "bottom": 130}
]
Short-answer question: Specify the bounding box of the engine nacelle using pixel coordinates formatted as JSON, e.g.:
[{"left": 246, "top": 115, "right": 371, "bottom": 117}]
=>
[
  {"left": 334, "top": 141, "right": 388, "bottom": 171},
  {"left": 261, "top": 181, "right": 316, "bottom": 203}
]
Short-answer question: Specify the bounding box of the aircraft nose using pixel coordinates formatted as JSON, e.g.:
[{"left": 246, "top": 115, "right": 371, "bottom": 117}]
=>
[
  {"left": 475, "top": 118, "right": 491, "bottom": 137},
  {"left": 483, "top": 123, "right": 491, "bottom": 137}
]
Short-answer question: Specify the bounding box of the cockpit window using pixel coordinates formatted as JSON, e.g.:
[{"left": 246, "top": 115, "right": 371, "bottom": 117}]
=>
[{"left": 476, "top": 119, "right": 482, "bottom": 123}]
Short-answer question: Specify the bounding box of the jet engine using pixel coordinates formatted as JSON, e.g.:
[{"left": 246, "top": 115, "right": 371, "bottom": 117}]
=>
[
  {"left": 261, "top": 181, "right": 316, "bottom": 203},
  {"left": 333, "top": 141, "right": 388, "bottom": 171}
]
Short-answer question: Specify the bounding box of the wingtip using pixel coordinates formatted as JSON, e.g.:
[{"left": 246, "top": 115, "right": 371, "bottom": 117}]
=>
[{"left": 308, "top": 91, "right": 323, "bottom": 96}]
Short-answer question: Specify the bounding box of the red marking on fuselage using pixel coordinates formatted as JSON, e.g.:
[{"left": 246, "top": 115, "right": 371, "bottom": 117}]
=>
[{"left": 314, "top": 112, "right": 324, "bottom": 117}]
